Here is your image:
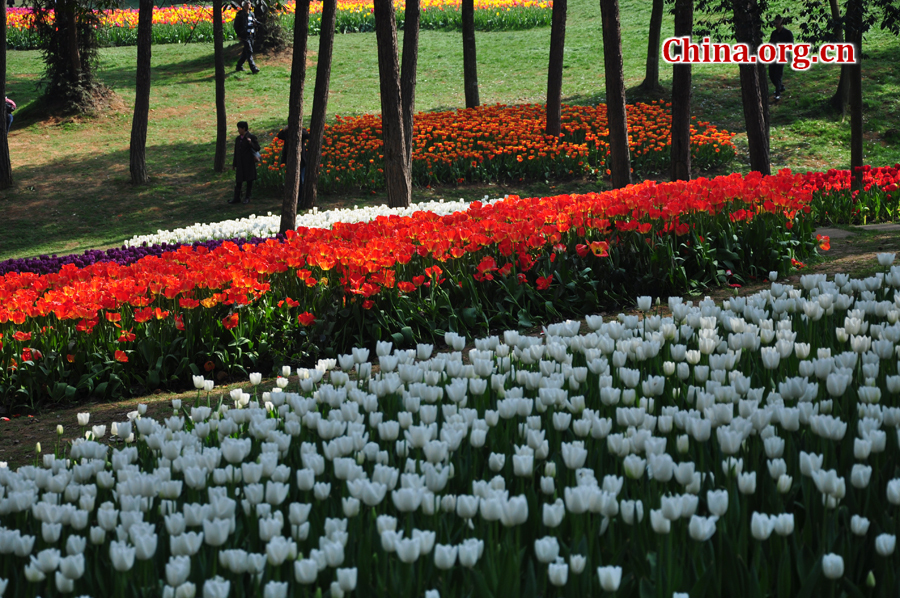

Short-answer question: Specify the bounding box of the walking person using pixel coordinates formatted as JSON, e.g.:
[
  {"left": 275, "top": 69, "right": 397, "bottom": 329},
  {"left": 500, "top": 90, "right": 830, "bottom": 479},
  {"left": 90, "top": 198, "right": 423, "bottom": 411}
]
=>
[
  {"left": 233, "top": 0, "right": 260, "bottom": 74},
  {"left": 4, "top": 97, "right": 15, "bottom": 133},
  {"left": 768, "top": 16, "right": 793, "bottom": 101},
  {"left": 230, "top": 121, "right": 261, "bottom": 204}
]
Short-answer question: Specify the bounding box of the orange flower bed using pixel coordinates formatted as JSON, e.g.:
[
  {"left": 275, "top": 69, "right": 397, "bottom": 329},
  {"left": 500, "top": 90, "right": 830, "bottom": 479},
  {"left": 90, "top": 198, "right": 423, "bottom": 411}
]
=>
[{"left": 259, "top": 102, "right": 735, "bottom": 191}]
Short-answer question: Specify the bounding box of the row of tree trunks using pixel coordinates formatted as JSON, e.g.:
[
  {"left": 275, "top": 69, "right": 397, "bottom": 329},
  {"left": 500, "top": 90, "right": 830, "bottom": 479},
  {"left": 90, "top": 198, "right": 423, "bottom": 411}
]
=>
[
  {"left": 129, "top": 0, "right": 153, "bottom": 185},
  {"left": 301, "top": 0, "right": 338, "bottom": 210},
  {"left": 599, "top": 0, "right": 631, "bottom": 189},
  {"left": 279, "top": 0, "right": 311, "bottom": 233},
  {"left": 545, "top": 0, "right": 567, "bottom": 138},
  {"left": 670, "top": 0, "right": 692, "bottom": 181}
]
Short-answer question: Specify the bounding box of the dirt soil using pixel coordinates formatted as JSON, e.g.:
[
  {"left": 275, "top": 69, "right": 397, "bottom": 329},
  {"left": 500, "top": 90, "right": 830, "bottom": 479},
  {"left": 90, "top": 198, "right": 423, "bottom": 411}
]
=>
[{"left": 1, "top": 224, "right": 898, "bottom": 470}]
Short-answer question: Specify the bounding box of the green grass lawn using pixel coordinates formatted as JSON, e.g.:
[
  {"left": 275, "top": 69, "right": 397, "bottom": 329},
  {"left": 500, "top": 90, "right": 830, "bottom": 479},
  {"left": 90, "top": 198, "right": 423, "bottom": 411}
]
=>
[{"left": 0, "top": 0, "right": 898, "bottom": 261}]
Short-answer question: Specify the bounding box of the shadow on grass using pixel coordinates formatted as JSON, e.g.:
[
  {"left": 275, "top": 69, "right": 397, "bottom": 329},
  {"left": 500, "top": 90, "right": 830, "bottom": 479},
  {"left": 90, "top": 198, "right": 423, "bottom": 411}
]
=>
[
  {"left": 94, "top": 44, "right": 248, "bottom": 90},
  {"left": 0, "top": 140, "right": 288, "bottom": 259}
]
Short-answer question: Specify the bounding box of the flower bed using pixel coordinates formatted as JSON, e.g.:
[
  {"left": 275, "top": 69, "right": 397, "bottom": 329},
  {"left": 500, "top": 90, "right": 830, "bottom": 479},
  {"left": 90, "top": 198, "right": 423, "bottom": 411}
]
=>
[
  {"left": 6, "top": 0, "right": 551, "bottom": 50},
  {"left": 0, "top": 237, "right": 287, "bottom": 278},
  {"left": 0, "top": 170, "right": 821, "bottom": 408},
  {"left": 808, "top": 164, "right": 900, "bottom": 225},
  {"left": 1, "top": 258, "right": 899, "bottom": 597},
  {"left": 122, "top": 199, "right": 497, "bottom": 250},
  {"left": 257, "top": 102, "right": 737, "bottom": 192}
]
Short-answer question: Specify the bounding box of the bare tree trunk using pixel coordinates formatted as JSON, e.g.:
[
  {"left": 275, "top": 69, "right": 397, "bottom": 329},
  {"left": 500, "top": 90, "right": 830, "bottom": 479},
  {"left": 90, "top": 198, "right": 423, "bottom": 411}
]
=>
[
  {"left": 847, "top": 0, "right": 863, "bottom": 191},
  {"left": 213, "top": 0, "right": 228, "bottom": 172},
  {"left": 301, "top": 0, "right": 337, "bottom": 210},
  {"left": 400, "top": 0, "right": 420, "bottom": 167},
  {"left": 279, "top": 0, "right": 311, "bottom": 233},
  {"left": 638, "top": 0, "right": 665, "bottom": 93},
  {"left": 374, "top": 0, "right": 411, "bottom": 208},
  {"left": 732, "top": 0, "right": 769, "bottom": 174},
  {"left": 670, "top": 0, "right": 692, "bottom": 181},
  {"left": 738, "top": 65, "right": 770, "bottom": 174},
  {"left": 129, "top": 0, "right": 153, "bottom": 185},
  {"left": 461, "top": 0, "right": 480, "bottom": 108},
  {"left": 546, "top": 0, "right": 567, "bottom": 137},
  {"left": 828, "top": 0, "right": 849, "bottom": 116},
  {"left": 0, "top": 0, "right": 12, "bottom": 189},
  {"left": 599, "top": 0, "right": 631, "bottom": 188}
]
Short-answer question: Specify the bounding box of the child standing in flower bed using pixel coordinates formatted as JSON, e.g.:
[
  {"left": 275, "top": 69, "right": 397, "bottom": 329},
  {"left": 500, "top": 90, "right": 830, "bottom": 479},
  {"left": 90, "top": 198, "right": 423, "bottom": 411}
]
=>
[{"left": 231, "top": 121, "right": 261, "bottom": 205}]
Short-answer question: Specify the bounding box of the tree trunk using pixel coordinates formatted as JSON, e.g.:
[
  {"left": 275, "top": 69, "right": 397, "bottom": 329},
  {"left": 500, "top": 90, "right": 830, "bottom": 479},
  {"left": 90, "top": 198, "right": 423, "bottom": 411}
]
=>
[
  {"left": 129, "top": 0, "right": 153, "bottom": 185},
  {"left": 833, "top": 66, "right": 850, "bottom": 118},
  {"left": 546, "top": 0, "right": 567, "bottom": 137},
  {"left": 279, "top": 0, "right": 311, "bottom": 234},
  {"left": 670, "top": 0, "right": 692, "bottom": 181},
  {"left": 638, "top": 0, "right": 665, "bottom": 93},
  {"left": 400, "top": 0, "right": 420, "bottom": 167},
  {"left": 374, "top": 0, "right": 411, "bottom": 208},
  {"left": 847, "top": 0, "right": 863, "bottom": 191},
  {"left": 213, "top": 0, "right": 228, "bottom": 172},
  {"left": 301, "top": 0, "right": 337, "bottom": 210},
  {"left": 0, "top": 0, "right": 12, "bottom": 189},
  {"left": 738, "top": 64, "right": 770, "bottom": 174},
  {"left": 599, "top": 0, "right": 631, "bottom": 188},
  {"left": 62, "top": 0, "right": 81, "bottom": 83},
  {"left": 461, "top": 0, "right": 480, "bottom": 108},
  {"left": 732, "top": 0, "right": 769, "bottom": 174},
  {"left": 828, "top": 0, "right": 849, "bottom": 116}
]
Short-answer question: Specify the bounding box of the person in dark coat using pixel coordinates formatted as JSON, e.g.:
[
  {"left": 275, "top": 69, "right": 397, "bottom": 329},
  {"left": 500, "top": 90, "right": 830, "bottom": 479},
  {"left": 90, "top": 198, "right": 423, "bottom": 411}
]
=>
[
  {"left": 233, "top": 0, "right": 260, "bottom": 74},
  {"left": 4, "top": 97, "right": 15, "bottom": 133},
  {"left": 230, "top": 121, "right": 261, "bottom": 204},
  {"left": 276, "top": 126, "right": 310, "bottom": 172},
  {"left": 768, "top": 16, "right": 794, "bottom": 101}
]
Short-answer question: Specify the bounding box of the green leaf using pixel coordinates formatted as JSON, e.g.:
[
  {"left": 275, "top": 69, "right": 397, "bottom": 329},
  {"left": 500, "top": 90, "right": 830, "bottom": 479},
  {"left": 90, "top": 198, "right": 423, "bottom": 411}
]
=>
[
  {"left": 777, "top": 544, "right": 792, "bottom": 598},
  {"left": 638, "top": 576, "right": 656, "bottom": 598},
  {"left": 517, "top": 308, "right": 532, "bottom": 328},
  {"left": 471, "top": 568, "right": 496, "bottom": 598},
  {"left": 794, "top": 557, "right": 821, "bottom": 598},
  {"left": 689, "top": 559, "right": 715, "bottom": 597}
]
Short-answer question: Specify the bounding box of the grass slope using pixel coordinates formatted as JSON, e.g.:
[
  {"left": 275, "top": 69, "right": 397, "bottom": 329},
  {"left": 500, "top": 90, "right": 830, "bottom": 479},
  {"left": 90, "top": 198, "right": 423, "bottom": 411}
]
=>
[{"left": 0, "top": 0, "right": 898, "bottom": 261}]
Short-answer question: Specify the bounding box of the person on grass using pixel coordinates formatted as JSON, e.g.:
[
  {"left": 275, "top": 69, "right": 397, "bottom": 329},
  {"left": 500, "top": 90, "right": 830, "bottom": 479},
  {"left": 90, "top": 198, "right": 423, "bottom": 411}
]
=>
[
  {"left": 233, "top": 0, "right": 260, "bottom": 74},
  {"left": 230, "top": 121, "right": 260, "bottom": 205},
  {"left": 4, "top": 97, "right": 15, "bottom": 133},
  {"left": 769, "top": 16, "right": 793, "bottom": 102}
]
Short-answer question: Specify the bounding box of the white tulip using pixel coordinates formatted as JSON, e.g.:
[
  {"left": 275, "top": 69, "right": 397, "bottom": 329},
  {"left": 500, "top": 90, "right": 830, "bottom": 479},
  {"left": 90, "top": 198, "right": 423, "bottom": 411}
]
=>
[
  {"left": 822, "top": 554, "right": 844, "bottom": 580},
  {"left": 597, "top": 565, "right": 622, "bottom": 591}
]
